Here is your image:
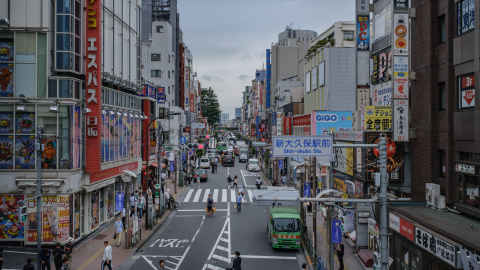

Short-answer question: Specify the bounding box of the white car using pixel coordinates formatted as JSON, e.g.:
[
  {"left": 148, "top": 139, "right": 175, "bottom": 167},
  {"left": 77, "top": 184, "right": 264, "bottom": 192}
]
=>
[
  {"left": 248, "top": 159, "right": 260, "bottom": 171},
  {"left": 200, "top": 157, "right": 210, "bottom": 169}
]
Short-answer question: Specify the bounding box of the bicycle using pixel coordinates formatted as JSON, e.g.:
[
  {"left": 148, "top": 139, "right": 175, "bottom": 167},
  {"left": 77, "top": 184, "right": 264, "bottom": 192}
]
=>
[{"left": 167, "top": 195, "right": 179, "bottom": 210}]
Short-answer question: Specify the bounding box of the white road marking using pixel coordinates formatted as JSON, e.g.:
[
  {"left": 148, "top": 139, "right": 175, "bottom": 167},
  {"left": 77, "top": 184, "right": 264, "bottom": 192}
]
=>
[
  {"left": 229, "top": 255, "right": 298, "bottom": 260},
  {"left": 248, "top": 189, "right": 253, "bottom": 202},
  {"left": 183, "top": 189, "right": 194, "bottom": 203},
  {"left": 212, "top": 254, "right": 230, "bottom": 263},
  {"left": 241, "top": 170, "right": 247, "bottom": 187},
  {"left": 221, "top": 189, "right": 227, "bottom": 202},
  {"left": 175, "top": 215, "right": 206, "bottom": 269},
  {"left": 177, "top": 209, "right": 227, "bottom": 212},
  {"left": 202, "top": 209, "right": 231, "bottom": 270},
  {"left": 4, "top": 251, "right": 36, "bottom": 254},
  {"left": 230, "top": 189, "right": 236, "bottom": 202},
  {"left": 193, "top": 188, "right": 202, "bottom": 202},
  {"left": 202, "top": 188, "right": 211, "bottom": 202},
  {"left": 213, "top": 189, "right": 219, "bottom": 202}
]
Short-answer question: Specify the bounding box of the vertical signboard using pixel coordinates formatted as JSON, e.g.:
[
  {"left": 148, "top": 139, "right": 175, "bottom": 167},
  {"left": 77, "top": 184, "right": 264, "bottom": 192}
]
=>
[
  {"left": 190, "top": 93, "right": 195, "bottom": 113},
  {"left": 357, "top": 15, "right": 370, "bottom": 51},
  {"left": 393, "top": 14, "right": 409, "bottom": 55},
  {"left": 393, "top": 100, "right": 409, "bottom": 141},
  {"left": 184, "top": 67, "right": 190, "bottom": 109},
  {"left": 266, "top": 49, "right": 271, "bottom": 109},
  {"left": 85, "top": 0, "right": 102, "bottom": 173},
  {"left": 157, "top": 87, "right": 165, "bottom": 104},
  {"left": 393, "top": 57, "right": 409, "bottom": 99},
  {"left": 276, "top": 113, "right": 283, "bottom": 135},
  {"left": 459, "top": 74, "right": 475, "bottom": 109},
  {"left": 283, "top": 117, "right": 292, "bottom": 135}
]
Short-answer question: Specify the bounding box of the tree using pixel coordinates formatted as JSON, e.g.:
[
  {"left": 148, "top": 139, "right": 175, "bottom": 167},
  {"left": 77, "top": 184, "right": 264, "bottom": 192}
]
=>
[{"left": 200, "top": 87, "right": 221, "bottom": 126}]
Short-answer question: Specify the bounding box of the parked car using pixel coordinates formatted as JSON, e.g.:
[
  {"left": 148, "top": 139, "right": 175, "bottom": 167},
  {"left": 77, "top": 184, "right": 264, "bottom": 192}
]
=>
[
  {"left": 193, "top": 169, "right": 208, "bottom": 182},
  {"left": 200, "top": 157, "right": 210, "bottom": 169},
  {"left": 248, "top": 158, "right": 260, "bottom": 171},
  {"left": 239, "top": 153, "right": 248, "bottom": 163},
  {"left": 223, "top": 155, "right": 235, "bottom": 166}
]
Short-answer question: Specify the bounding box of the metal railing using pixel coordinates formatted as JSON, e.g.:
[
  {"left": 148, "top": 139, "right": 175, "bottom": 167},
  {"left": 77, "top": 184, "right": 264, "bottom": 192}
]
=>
[{"left": 303, "top": 233, "right": 326, "bottom": 270}]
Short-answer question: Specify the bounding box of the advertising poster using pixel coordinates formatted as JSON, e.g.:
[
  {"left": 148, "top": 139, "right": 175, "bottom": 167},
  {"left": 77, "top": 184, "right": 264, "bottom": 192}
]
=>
[
  {"left": 357, "top": 15, "right": 370, "bottom": 51},
  {"left": 132, "top": 118, "right": 138, "bottom": 157},
  {"left": 72, "top": 106, "right": 81, "bottom": 169},
  {"left": 91, "top": 190, "right": 99, "bottom": 230},
  {"left": 42, "top": 138, "right": 56, "bottom": 170},
  {"left": 42, "top": 196, "right": 58, "bottom": 242},
  {"left": 16, "top": 113, "right": 35, "bottom": 134},
  {"left": 364, "top": 106, "right": 392, "bottom": 131},
  {"left": 372, "top": 49, "right": 392, "bottom": 85},
  {"left": 393, "top": 14, "right": 409, "bottom": 55},
  {"left": 126, "top": 117, "right": 132, "bottom": 158},
  {"left": 102, "top": 114, "right": 108, "bottom": 162},
  {"left": 118, "top": 116, "right": 124, "bottom": 159},
  {"left": 373, "top": 82, "right": 392, "bottom": 106},
  {"left": 57, "top": 196, "right": 70, "bottom": 242},
  {"left": 107, "top": 186, "right": 114, "bottom": 219},
  {"left": 393, "top": 56, "right": 409, "bottom": 99},
  {"left": 116, "top": 193, "right": 124, "bottom": 212},
  {"left": 74, "top": 193, "right": 80, "bottom": 239},
  {"left": 109, "top": 114, "right": 115, "bottom": 161},
  {"left": 311, "top": 111, "right": 353, "bottom": 135},
  {"left": 0, "top": 112, "right": 13, "bottom": 133},
  {"left": 0, "top": 39, "right": 14, "bottom": 62},
  {"left": 0, "top": 135, "right": 13, "bottom": 169},
  {"left": 365, "top": 133, "right": 404, "bottom": 182},
  {"left": 0, "top": 63, "right": 14, "bottom": 97},
  {"left": 355, "top": 180, "right": 364, "bottom": 197},
  {"left": 357, "top": 86, "right": 370, "bottom": 108},
  {"left": 15, "top": 135, "right": 35, "bottom": 169},
  {"left": 0, "top": 195, "right": 24, "bottom": 239}
]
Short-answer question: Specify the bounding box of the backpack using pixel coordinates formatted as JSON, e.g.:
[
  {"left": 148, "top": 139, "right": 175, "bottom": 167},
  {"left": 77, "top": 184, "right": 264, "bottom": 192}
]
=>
[
  {"left": 53, "top": 248, "right": 64, "bottom": 264},
  {"left": 227, "top": 177, "right": 232, "bottom": 182}
]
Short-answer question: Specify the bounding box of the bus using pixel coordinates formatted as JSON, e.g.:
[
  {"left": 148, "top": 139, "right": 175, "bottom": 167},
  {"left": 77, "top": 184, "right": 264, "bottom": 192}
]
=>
[{"left": 217, "top": 142, "right": 227, "bottom": 154}]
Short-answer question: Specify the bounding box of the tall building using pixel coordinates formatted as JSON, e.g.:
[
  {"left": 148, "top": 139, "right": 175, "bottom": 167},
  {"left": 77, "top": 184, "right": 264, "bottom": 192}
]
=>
[
  {"left": 220, "top": 113, "right": 229, "bottom": 125},
  {"left": 235, "top": 108, "right": 242, "bottom": 120},
  {"left": 0, "top": 0, "right": 143, "bottom": 244}
]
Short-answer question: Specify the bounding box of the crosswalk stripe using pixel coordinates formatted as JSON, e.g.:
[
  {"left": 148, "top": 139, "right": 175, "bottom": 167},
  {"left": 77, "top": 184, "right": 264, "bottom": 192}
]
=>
[
  {"left": 203, "top": 189, "right": 211, "bottom": 202},
  {"left": 213, "top": 189, "right": 219, "bottom": 202},
  {"left": 183, "top": 189, "right": 194, "bottom": 203},
  {"left": 248, "top": 190, "right": 253, "bottom": 203},
  {"left": 212, "top": 254, "right": 230, "bottom": 263},
  {"left": 221, "top": 189, "right": 227, "bottom": 202},
  {"left": 216, "top": 245, "right": 228, "bottom": 252},
  {"left": 193, "top": 189, "right": 202, "bottom": 202},
  {"left": 230, "top": 189, "right": 236, "bottom": 202}
]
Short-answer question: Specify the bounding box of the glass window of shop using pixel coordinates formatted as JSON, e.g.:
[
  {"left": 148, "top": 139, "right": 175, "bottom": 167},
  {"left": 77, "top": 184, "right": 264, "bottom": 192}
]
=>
[
  {"left": 458, "top": 173, "right": 479, "bottom": 208},
  {"left": 55, "top": 0, "right": 82, "bottom": 73},
  {"left": 47, "top": 78, "right": 83, "bottom": 99}
]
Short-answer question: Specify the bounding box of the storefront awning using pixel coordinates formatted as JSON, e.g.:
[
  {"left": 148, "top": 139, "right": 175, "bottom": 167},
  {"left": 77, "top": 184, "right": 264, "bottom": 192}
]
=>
[
  {"left": 16, "top": 179, "right": 65, "bottom": 187},
  {"left": 83, "top": 177, "right": 116, "bottom": 193}
]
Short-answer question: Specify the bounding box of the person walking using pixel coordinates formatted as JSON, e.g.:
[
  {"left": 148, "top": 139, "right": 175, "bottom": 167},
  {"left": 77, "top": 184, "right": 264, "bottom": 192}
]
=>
[
  {"left": 336, "top": 242, "right": 345, "bottom": 270},
  {"left": 322, "top": 206, "right": 327, "bottom": 227},
  {"left": 52, "top": 242, "right": 65, "bottom": 270},
  {"left": 226, "top": 175, "right": 233, "bottom": 189},
  {"left": 239, "top": 186, "right": 247, "bottom": 204},
  {"left": 158, "top": 260, "right": 166, "bottom": 270},
  {"left": 137, "top": 193, "right": 145, "bottom": 221},
  {"left": 60, "top": 258, "right": 69, "bottom": 270},
  {"left": 232, "top": 175, "right": 238, "bottom": 189},
  {"left": 281, "top": 175, "right": 287, "bottom": 187},
  {"left": 245, "top": 160, "right": 249, "bottom": 170},
  {"left": 255, "top": 177, "right": 262, "bottom": 190},
  {"left": 101, "top": 241, "right": 112, "bottom": 270},
  {"left": 147, "top": 189, "right": 153, "bottom": 206},
  {"left": 301, "top": 262, "right": 308, "bottom": 270},
  {"left": 64, "top": 238, "right": 75, "bottom": 270},
  {"left": 206, "top": 194, "right": 215, "bottom": 216},
  {"left": 236, "top": 192, "right": 243, "bottom": 213},
  {"left": 129, "top": 193, "right": 136, "bottom": 217},
  {"left": 23, "top": 258, "right": 35, "bottom": 270},
  {"left": 39, "top": 246, "right": 52, "bottom": 270},
  {"left": 114, "top": 217, "right": 123, "bottom": 247},
  {"left": 232, "top": 251, "right": 242, "bottom": 270},
  {"left": 214, "top": 160, "right": 218, "bottom": 173}
]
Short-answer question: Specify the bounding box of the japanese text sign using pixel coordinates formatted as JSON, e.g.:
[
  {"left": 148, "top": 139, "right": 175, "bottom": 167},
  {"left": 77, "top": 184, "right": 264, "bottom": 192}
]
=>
[
  {"left": 393, "top": 103, "right": 409, "bottom": 141},
  {"left": 364, "top": 106, "right": 392, "bottom": 131},
  {"left": 157, "top": 87, "right": 165, "bottom": 104},
  {"left": 332, "top": 219, "right": 343, "bottom": 243},
  {"left": 357, "top": 15, "right": 370, "bottom": 51},
  {"left": 393, "top": 14, "right": 409, "bottom": 55},
  {"left": 273, "top": 136, "right": 332, "bottom": 157},
  {"left": 460, "top": 74, "right": 475, "bottom": 109},
  {"left": 414, "top": 226, "right": 457, "bottom": 267},
  {"left": 393, "top": 56, "right": 409, "bottom": 99}
]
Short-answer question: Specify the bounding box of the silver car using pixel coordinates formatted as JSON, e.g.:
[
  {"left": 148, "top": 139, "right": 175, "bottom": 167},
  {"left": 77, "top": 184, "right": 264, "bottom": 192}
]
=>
[
  {"left": 248, "top": 159, "right": 260, "bottom": 171},
  {"left": 239, "top": 153, "right": 248, "bottom": 163}
]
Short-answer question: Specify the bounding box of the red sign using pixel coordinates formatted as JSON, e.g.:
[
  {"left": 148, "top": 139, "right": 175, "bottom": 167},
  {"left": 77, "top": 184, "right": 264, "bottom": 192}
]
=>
[
  {"left": 190, "top": 93, "right": 195, "bottom": 113},
  {"left": 293, "top": 114, "right": 311, "bottom": 126},
  {"left": 400, "top": 218, "right": 414, "bottom": 241},
  {"left": 184, "top": 127, "right": 191, "bottom": 133},
  {"left": 463, "top": 90, "right": 475, "bottom": 105},
  {"left": 85, "top": 0, "right": 102, "bottom": 173},
  {"left": 283, "top": 117, "right": 292, "bottom": 135},
  {"left": 90, "top": 162, "right": 139, "bottom": 183},
  {"left": 461, "top": 75, "right": 474, "bottom": 89}
]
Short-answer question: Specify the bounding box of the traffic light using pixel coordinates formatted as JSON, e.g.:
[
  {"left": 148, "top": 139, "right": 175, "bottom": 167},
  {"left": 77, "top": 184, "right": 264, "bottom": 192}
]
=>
[
  {"left": 188, "top": 143, "right": 193, "bottom": 149},
  {"left": 206, "top": 135, "right": 210, "bottom": 139},
  {"left": 194, "top": 144, "right": 198, "bottom": 149},
  {"left": 198, "top": 144, "right": 204, "bottom": 149},
  {"left": 18, "top": 206, "right": 27, "bottom": 222}
]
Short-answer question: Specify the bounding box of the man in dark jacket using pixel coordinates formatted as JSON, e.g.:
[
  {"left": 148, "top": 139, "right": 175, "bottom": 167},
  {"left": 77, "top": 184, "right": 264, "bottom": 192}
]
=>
[
  {"left": 23, "top": 258, "right": 35, "bottom": 270},
  {"left": 337, "top": 242, "right": 345, "bottom": 270},
  {"left": 232, "top": 251, "right": 242, "bottom": 270},
  {"left": 52, "top": 242, "right": 65, "bottom": 270},
  {"left": 38, "top": 246, "right": 51, "bottom": 270}
]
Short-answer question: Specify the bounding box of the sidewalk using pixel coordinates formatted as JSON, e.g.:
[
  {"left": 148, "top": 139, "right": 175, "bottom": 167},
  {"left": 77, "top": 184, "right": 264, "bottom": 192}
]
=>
[{"left": 71, "top": 177, "right": 184, "bottom": 270}]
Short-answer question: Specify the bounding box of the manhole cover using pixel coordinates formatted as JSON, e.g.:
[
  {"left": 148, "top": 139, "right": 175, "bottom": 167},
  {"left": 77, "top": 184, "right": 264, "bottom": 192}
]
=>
[
  {"left": 86, "top": 245, "right": 95, "bottom": 249},
  {"left": 93, "top": 234, "right": 107, "bottom": 240},
  {"left": 204, "top": 260, "right": 217, "bottom": 265}
]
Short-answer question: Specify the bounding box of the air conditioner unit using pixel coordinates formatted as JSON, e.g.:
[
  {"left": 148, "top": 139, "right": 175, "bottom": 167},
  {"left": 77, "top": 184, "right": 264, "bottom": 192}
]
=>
[
  {"left": 433, "top": 195, "right": 446, "bottom": 210},
  {"left": 425, "top": 183, "right": 440, "bottom": 206}
]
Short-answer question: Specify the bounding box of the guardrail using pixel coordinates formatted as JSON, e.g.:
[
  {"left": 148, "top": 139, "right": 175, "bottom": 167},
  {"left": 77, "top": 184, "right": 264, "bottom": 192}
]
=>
[{"left": 303, "top": 233, "right": 326, "bottom": 270}]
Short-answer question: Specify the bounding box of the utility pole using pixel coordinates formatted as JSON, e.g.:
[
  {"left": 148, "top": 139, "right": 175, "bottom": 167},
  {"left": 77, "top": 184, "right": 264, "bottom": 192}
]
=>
[
  {"left": 326, "top": 153, "right": 336, "bottom": 270},
  {"left": 35, "top": 127, "right": 43, "bottom": 270},
  {"left": 379, "top": 136, "right": 388, "bottom": 269},
  {"left": 312, "top": 156, "right": 317, "bottom": 251},
  {"left": 124, "top": 178, "right": 131, "bottom": 249}
]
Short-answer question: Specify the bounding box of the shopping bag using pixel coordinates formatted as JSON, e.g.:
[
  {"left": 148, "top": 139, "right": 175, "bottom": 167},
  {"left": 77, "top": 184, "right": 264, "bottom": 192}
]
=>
[
  {"left": 113, "top": 232, "right": 117, "bottom": 239},
  {"left": 212, "top": 207, "right": 216, "bottom": 213},
  {"left": 206, "top": 207, "right": 209, "bottom": 213},
  {"left": 234, "top": 203, "right": 237, "bottom": 209}
]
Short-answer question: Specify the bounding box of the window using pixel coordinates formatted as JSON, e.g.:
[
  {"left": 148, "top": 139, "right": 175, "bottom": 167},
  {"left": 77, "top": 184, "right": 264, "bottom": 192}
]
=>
[
  {"left": 168, "top": 55, "right": 170, "bottom": 63},
  {"left": 458, "top": 74, "right": 475, "bottom": 110},
  {"left": 458, "top": 0, "right": 475, "bottom": 35},
  {"left": 439, "top": 82, "right": 446, "bottom": 110},
  {"left": 439, "top": 15, "right": 446, "bottom": 43},
  {"left": 168, "top": 70, "right": 170, "bottom": 79},
  {"left": 343, "top": 31, "right": 354, "bottom": 41},
  {"left": 151, "top": 53, "right": 161, "bottom": 61},
  {"left": 156, "top": 25, "right": 164, "bottom": 33},
  {"left": 168, "top": 86, "right": 170, "bottom": 94},
  {"left": 438, "top": 150, "right": 446, "bottom": 178},
  {"left": 151, "top": 70, "right": 162, "bottom": 77}
]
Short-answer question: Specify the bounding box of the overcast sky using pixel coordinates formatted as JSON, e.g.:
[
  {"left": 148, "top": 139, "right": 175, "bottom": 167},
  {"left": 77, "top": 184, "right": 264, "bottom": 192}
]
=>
[{"left": 178, "top": 0, "right": 355, "bottom": 118}]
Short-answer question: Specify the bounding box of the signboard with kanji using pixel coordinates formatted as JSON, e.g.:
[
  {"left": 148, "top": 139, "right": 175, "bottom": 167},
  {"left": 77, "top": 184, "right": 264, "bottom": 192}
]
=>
[
  {"left": 414, "top": 226, "right": 458, "bottom": 267},
  {"left": 364, "top": 106, "right": 392, "bottom": 131},
  {"left": 272, "top": 136, "right": 333, "bottom": 157}
]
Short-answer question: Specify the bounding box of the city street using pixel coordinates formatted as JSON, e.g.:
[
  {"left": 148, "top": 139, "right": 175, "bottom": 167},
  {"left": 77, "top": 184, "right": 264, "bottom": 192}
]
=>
[{"left": 121, "top": 143, "right": 308, "bottom": 270}]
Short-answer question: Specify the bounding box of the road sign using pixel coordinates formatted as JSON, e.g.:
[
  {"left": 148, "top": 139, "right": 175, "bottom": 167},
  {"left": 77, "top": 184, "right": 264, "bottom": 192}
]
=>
[
  {"left": 180, "top": 137, "right": 186, "bottom": 144},
  {"left": 154, "top": 184, "right": 160, "bottom": 189},
  {"left": 272, "top": 136, "right": 333, "bottom": 157},
  {"left": 303, "top": 182, "right": 311, "bottom": 198},
  {"left": 182, "top": 153, "right": 187, "bottom": 161},
  {"left": 191, "top": 123, "right": 205, "bottom": 129},
  {"left": 332, "top": 219, "right": 343, "bottom": 243},
  {"left": 188, "top": 150, "right": 194, "bottom": 156}
]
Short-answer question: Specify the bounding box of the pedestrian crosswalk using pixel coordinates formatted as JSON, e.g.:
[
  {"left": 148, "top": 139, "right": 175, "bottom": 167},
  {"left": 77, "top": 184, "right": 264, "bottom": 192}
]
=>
[{"left": 183, "top": 188, "right": 253, "bottom": 203}]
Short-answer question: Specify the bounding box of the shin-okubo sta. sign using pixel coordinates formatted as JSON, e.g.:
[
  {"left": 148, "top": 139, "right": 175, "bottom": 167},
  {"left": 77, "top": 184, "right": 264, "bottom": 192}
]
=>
[{"left": 272, "top": 136, "right": 333, "bottom": 157}]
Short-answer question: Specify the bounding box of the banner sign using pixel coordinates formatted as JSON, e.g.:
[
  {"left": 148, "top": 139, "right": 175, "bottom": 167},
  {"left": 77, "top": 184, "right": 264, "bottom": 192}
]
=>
[
  {"left": 357, "top": 15, "right": 370, "bottom": 51},
  {"left": 273, "top": 136, "right": 333, "bottom": 157},
  {"left": 157, "top": 87, "right": 165, "bottom": 104},
  {"left": 311, "top": 111, "right": 353, "bottom": 135},
  {"left": 303, "top": 182, "right": 311, "bottom": 198},
  {"left": 278, "top": 159, "right": 284, "bottom": 170},
  {"left": 364, "top": 106, "right": 392, "bottom": 131},
  {"left": 393, "top": 57, "right": 409, "bottom": 99},
  {"left": 283, "top": 117, "right": 292, "bottom": 135},
  {"left": 459, "top": 74, "right": 475, "bottom": 109},
  {"left": 414, "top": 226, "right": 458, "bottom": 267},
  {"left": 293, "top": 114, "right": 311, "bottom": 126},
  {"left": 169, "top": 161, "right": 175, "bottom": 172},
  {"left": 332, "top": 219, "right": 343, "bottom": 243},
  {"left": 115, "top": 193, "right": 124, "bottom": 212},
  {"left": 393, "top": 101, "right": 409, "bottom": 141},
  {"left": 394, "top": 0, "right": 409, "bottom": 11},
  {"left": 393, "top": 14, "right": 409, "bottom": 55}
]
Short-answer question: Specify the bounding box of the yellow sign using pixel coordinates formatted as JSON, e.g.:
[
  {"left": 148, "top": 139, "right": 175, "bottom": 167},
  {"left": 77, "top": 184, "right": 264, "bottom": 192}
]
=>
[
  {"left": 333, "top": 177, "right": 347, "bottom": 193},
  {"left": 346, "top": 146, "right": 354, "bottom": 176},
  {"left": 364, "top": 106, "right": 392, "bottom": 131}
]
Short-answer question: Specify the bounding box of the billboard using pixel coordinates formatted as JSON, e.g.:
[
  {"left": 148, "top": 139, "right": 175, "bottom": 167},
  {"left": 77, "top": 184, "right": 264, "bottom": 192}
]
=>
[
  {"left": 364, "top": 106, "right": 392, "bottom": 131},
  {"left": 311, "top": 111, "right": 353, "bottom": 135},
  {"left": 357, "top": 15, "right": 370, "bottom": 51},
  {"left": 272, "top": 136, "right": 333, "bottom": 157},
  {"left": 365, "top": 133, "right": 404, "bottom": 182},
  {"left": 157, "top": 87, "right": 165, "bottom": 104}
]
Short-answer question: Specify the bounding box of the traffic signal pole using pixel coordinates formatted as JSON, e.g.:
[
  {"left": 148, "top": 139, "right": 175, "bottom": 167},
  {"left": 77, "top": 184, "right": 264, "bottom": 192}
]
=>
[{"left": 35, "top": 127, "right": 43, "bottom": 270}]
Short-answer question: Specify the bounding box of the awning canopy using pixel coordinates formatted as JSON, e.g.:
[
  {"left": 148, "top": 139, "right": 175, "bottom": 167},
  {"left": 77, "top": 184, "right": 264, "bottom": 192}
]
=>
[
  {"left": 83, "top": 177, "right": 116, "bottom": 192},
  {"left": 16, "top": 179, "right": 65, "bottom": 187}
]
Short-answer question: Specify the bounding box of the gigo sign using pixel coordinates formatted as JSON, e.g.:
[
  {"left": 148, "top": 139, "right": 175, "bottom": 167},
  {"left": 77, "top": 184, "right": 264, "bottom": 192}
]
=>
[{"left": 315, "top": 114, "right": 338, "bottom": 122}]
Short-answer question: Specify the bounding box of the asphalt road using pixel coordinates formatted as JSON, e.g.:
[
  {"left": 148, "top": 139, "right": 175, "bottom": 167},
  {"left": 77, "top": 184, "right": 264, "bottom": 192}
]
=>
[{"left": 122, "top": 141, "right": 308, "bottom": 270}]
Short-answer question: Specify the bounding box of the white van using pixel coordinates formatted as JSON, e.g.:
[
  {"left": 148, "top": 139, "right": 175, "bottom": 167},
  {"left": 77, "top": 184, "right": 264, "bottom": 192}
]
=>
[{"left": 200, "top": 157, "right": 210, "bottom": 169}]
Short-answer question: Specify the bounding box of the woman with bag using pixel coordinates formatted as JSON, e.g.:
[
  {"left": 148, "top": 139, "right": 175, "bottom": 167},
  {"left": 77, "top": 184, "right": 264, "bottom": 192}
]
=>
[
  {"left": 206, "top": 194, "right": 215, "bottom": 216},
  {"left": 232, "top": 175, "right": 238, "bottom": 189}
]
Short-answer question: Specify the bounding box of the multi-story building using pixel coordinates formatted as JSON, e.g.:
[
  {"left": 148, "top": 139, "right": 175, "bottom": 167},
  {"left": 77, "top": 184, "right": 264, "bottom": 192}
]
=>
[
  {"left": 220, "top": 113, "right": 229, "bottom": 125},
  {"left": 0, "top": 0, "right": 143, "bottom": 244}
]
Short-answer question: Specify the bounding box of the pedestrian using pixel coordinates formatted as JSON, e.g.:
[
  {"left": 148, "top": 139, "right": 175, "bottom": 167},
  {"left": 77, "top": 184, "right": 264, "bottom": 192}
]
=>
[
  {"left": 23, "top": 258, "right": 35, "bottom": 270},
  {"left": 322, "top": 206, "right": 327, "bottom": 227},
  {"left": 231, "top": 175, "right": 238, "bottom": 189},
  {"left": 101, "top": 241, "right": 112, "bottom": 270},
  {"left": 281, "top": 174, "right": 287, "bottom": 187},
  {"left": 236, "top": 192, "right": 242, "bottom": 213},
  {"left": 301, "top": 262, "right": 308, "bottom": 270},
  {"left": 158, "top": 260, "right": 166, "bottom": 270},
  {"left": 0, "top": 247, "right": 3, "bottom": 270},
  {"left": 121, "top": 207, "right": 126, "bottom": 230},
  {"left": 147, "top": 189, "right": 153, "bottom": 206},
  {"left": 134, "top": 190, "right": 139, "bottom": 201},
  {"left": 39, "top": 246, "right": 52, "bottom": 270},
  {"left": 206, "top": 194, "right": 215, "bottom": 216},
  {"left": 245, "top": 160, "right": 249, "bottom": 170},
  {"left": 60, "top": 258, "right": 69, "bottom": 270},
  {"left": 226, "top": 174, "right": 233, "bottom": 189},
  {"left": 64, "top": 238, "right": 75, "bottom": 269},
  {"left": 114, "top": 217, "right": 123, "bottom": 247},
  {"left": 336, "top": 242, "right": 344, "bottom": 270},
  {"left": 214, "top": 161, "right": 218, "bottom": 173},
  {"left": 254, "top": 177, "right": 262, "bottom": 190},
  {"left": 196, "top": 175, "right": 200, "bottom": 189},
  {"left": 232, "top": 251, "right": 242, "bottom": 270},
  {"left": 165, "top": 189, "right": 171, "bottom": 209},
  {"left": 52, "top": 242, "right": 65, "bottom": 270},
  {"left": 129, "top": 193, "right": 136, "bottom": 217},
  {"left": 211, "top": 162, "right": 215, "bottom": 173},
  {"left": 137, "top": 193, "right": 145, "bottom": 221}
]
